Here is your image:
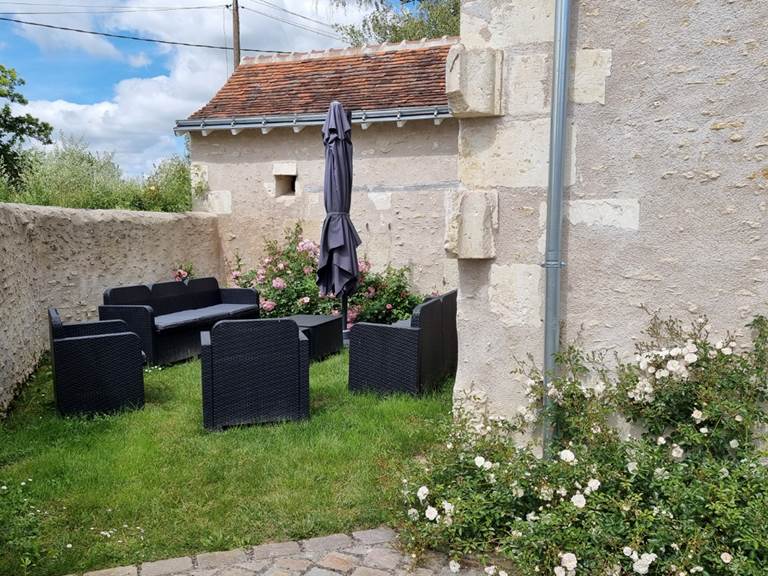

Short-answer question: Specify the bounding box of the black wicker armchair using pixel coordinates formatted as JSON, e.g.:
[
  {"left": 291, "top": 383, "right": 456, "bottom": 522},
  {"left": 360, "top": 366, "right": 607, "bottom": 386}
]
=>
[
  {"left": 99, "top": 277, "right": 259, "bottom": 365},
  {"left": 348, "top": 295, "right": 448, "bottom": 395},
  {"left": 48, "top": 308, "right": 144, "bottom": 416},
  {"left": 200, "top": 319, "right": 310, "bottom": 430}
]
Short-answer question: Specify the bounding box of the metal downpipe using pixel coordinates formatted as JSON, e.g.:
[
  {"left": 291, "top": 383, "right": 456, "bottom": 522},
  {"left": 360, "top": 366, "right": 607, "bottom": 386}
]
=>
[{"left": 542, "top": 0, "right": 573, "bottom": 457}]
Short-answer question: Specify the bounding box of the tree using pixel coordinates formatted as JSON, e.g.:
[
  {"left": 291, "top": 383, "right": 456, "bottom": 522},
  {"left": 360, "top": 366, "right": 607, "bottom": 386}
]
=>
[
  {"left": 336, "top": 0, "right": 460, "bottom": 46},
  {"left": 0, "top": 65, "right": 53, "bottom": 186}
]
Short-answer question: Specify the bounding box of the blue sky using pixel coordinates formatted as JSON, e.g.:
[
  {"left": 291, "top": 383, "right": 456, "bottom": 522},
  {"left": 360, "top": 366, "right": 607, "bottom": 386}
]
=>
[{"left": 1, "top": 0, "right": 362, "bottom": 174}]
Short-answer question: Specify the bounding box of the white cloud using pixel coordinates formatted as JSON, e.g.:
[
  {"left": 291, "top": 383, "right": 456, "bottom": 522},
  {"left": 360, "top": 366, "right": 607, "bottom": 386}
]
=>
[{"left": 11, "top": 0, "right": 367, "bottom": 175}]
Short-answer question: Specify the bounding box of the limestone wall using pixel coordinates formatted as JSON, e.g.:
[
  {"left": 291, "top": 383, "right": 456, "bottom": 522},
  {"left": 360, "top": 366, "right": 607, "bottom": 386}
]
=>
[
  {"left": 189, "top": 119, "right": 459, "bottom": 294},
  {"left": 451, "top": 0, "right": 768, "bottom": 418},
  {"left": 0, "top": 203, "right": 225, "bottom": 415}
]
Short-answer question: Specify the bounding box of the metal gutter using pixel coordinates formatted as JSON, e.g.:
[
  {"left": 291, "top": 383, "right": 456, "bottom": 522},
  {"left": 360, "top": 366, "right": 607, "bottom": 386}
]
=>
[
  {"left": 174, "top": 105, "right": 453, "bottom": 135},
  {"left": 542, "top": 0, "right": 573, "bottom": 457}
]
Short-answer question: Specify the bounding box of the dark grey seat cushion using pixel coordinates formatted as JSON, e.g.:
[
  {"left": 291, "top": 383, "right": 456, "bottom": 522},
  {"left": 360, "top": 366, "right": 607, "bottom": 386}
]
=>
[
  {"left": 393, "top": 319, "right": 412, "bottom": 328},
  {"left": 154, "top": 304, "right": 258, "bottom": 331}
]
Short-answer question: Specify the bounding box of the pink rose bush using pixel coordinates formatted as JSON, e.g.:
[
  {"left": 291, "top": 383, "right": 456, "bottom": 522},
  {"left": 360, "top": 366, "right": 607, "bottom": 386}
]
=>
[{"left": 230, "top": 222, "right": 423, "bottom": 321}]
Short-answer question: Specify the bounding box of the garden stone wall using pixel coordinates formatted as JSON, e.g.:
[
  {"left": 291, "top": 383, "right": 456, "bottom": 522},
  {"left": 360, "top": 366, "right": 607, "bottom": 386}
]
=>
[
  {"left": 0, "top": 203, "right": 225, "bottom": 416},
  {"left": 451, "top": 0, "right": 768, "bottom": 420}
]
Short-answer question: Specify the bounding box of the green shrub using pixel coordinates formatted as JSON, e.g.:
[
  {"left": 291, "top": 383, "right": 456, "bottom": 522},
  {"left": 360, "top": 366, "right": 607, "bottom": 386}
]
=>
[
  {"left": 0, "top": 138, "right": 193, "bottom": 212},
  {"left": 232, "top": 222, "right": 423, "bottom": 323},
  {"left": 401, "top": 315, "right": 768, "bottom": 575}
]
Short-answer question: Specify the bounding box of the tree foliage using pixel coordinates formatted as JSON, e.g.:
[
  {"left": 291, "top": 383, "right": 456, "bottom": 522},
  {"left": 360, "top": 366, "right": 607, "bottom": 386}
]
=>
[
  {"left": 336, "top": 0, "right": 459, "bottom": 46},
  {"left": 0, "top": 65, "right": 53, "bottom": 186}
]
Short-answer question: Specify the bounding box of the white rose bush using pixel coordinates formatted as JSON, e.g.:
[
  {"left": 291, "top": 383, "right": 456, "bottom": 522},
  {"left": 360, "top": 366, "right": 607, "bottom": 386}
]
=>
[{"left": 401, "top": 316, "right": 768, "bottom": 575}]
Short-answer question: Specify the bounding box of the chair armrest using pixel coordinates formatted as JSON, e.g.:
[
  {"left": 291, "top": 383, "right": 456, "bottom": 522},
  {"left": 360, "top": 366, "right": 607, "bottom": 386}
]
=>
[
  {"left": 59, "top": 320, "right": 129, "bottom": 339},
  {"left": 98, "top": 305, "right": 156, "bottom": 364},
  {"left": 200, "top": 331, "right": 214, "bottom": 429},
  {"left": 219, "top": 288, "right": 260, "bottom": 306},
  {"left": 298, "top": 331, "right": 310, "bottom": 418}
]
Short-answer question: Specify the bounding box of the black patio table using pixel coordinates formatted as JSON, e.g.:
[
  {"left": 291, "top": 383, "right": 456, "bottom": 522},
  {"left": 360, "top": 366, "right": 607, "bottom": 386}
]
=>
[{"left": 286, "top": 314, "right": 343, "bottom": 361}]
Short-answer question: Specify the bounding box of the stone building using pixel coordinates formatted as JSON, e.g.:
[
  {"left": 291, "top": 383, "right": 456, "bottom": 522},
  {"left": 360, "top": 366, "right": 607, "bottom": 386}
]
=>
[
  {"left": 176, "top": 37, "right": 460, "bottom": 294},
  {"left": 447, "top": 0, "right": 768, "bottom": 419}
]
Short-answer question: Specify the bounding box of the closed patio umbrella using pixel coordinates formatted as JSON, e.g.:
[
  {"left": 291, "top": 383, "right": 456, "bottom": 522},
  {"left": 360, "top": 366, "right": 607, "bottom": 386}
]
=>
[{"left": 317, "top": 101, "right": 361, "bottom": 329}]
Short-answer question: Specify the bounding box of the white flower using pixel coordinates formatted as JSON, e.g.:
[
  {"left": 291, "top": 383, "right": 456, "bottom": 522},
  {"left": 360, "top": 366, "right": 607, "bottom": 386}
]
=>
[
  {"left": 692, "top": 408, "right": 704, "bottom": 423},
  {"left": 407, "top": 507, "right": 419, "bottom": 520},
  {"left": 708, "top": 350, "right": 718, "bottom": 359},
  {"left": 558, "top": 449, "right": 576, "bottom": 464},
  {"left": 488, "top": 473, "right": 497, "bottom": 484},
  {"left": 655, "top": 369, "right": 669, "bottom": 380},
  {"left": 722, "top": 346, "right": 733, "bottom": 356},
  {"left": 554, "top": 568, "right": 566, "bottom": 576},
  {"left": 699, "top": 427, "right": 709, "bottom": 434},
  {"left": 632, "top": 552, "right": 657, "bottom": 574},
  {"left": 623, "top": 547, "right": 634, "bottom": 557},
  {"left": 449, "top": 561, "right": 461, "bottom": 573},
  {"left": 670, "top": 347, "right": 681, "bottom": 357},
  {"left": 654, "top": 467, "right": 670, "bottom": 481},
  {"left": 671, "top": 444, "right": 685, "bottom": 460},
  {"left": 720, "top": 467, "right": 730, "bottom": 478},
  {"left": 499, "top": 571, "right": 508, "bottom": 576},
  {"left": 474, "top": 456, "right": 486, "bottom": 468},
  {"left": 715, "top": 340, "right": 723, "bottom": 350},
  {"left": 540, "top": 486, "right": 554, "bottom": 501},
  {"left": 684, "top": 352, "right": 698, "bottom": 364},
  {"left": 587, "top": 478, "right": 601, "bottom": 491},
  {"left": 729, "top": 439, "right": 740, "bottom": 449},
  {"left": 0, "top": 486, "right": 6, "bottom": 490},
  {"left": 571, "top": 493, "right": 587, "bottom": 509},
  {"left": 484, "top": 566, "right": 496, "bottom": 575},
  {"left": 560, "top": 552, "right": 578, "bottom": 571},
  {"left": 417, "top": 486, "right": 429, "bottom": 502},
  {"left": 425, "top": 506, "right": 439, "bottom": 521},
  {"left": 483, "top": 460, "right": 493, "bottom": 470},
  {"left": 442, "top": 500, "right": 455, "bottom": 515},
  {"left": 657, "top": 436, "right": 666, "bottom": 445},
  {"left": 735, "top": 414, "right": 744, "bottom": 422},
  {"left": 666, "top": 359, "right": 681, "bottom": 372},
  {"left": 446, "top": 442, "right": 453, "bottom": 449},
  {"left": 627, "top": 461, "right": 639, "bottom": 474},
  {"left": 66, "top": 543, "right": 72, "bottom": 549},
  {"left": 720, "top": 552, "right": 733, "bottom": 564}
]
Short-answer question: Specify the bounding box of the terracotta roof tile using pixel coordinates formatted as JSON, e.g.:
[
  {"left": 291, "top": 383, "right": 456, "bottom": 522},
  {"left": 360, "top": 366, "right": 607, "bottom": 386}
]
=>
[{"left": 189, "top": 38, "right": 456, "bottom": 120}]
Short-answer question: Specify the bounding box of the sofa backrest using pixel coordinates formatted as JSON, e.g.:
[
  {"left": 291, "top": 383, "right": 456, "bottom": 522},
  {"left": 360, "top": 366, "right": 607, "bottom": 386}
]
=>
[
  {"left": 149, "top": 277, "right": 221, "bottom": 315},
  {"left": 187, "top": 277, "right": 221, "bottom": 309},
  {"left": 103, "top": 284, "right": 151, "bottom": 306},
  {"left": 411, "top": 297, "right": 444, "bottom": 392}
]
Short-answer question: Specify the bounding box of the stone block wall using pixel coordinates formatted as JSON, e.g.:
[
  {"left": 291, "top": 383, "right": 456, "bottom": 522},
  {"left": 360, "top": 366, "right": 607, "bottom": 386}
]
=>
[
  {"left": 451, "top": 0, "right": 768, "bottom": 418},
  {"left": 0, "top": 203, "right": 225, "bottom": 415},
  {"left": 189, "top": 119, "right": 460, "bottom": 294}
]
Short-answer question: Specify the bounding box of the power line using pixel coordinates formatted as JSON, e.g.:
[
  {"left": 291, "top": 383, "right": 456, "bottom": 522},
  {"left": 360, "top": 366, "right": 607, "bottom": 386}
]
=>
[
  {"left": 1, "top": 5, "right": 227, "bottom": 14},
  {"left": 249, "top": 0, "right": 334, "bottom": 29},
  {"left": 240, "top": 3, "right": 340, "bottom": 40},
  {"left": 0, "top": 15, "right": 289, "bottom": 52}
]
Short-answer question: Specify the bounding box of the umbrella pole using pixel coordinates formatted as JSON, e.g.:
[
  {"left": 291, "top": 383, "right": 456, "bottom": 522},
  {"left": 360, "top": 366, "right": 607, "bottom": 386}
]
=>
[{"left": 341, "top": 293, "right": 348, "bottom": 331}]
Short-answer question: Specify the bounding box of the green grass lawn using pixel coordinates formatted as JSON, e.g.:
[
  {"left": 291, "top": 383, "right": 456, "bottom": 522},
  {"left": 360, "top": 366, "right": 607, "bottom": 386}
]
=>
[{"left": 0, "top": 351, "right": 451, "bottom": 576}]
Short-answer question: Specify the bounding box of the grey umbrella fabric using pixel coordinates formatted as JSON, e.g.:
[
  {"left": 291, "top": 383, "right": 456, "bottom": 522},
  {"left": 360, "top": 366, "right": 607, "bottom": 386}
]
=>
[{"left": 317, "top": 101, "right": 361, "bottom": 298}]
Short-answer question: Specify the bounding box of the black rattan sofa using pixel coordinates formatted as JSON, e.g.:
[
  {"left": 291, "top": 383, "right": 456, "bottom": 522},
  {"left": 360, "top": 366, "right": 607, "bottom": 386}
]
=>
[
  {"left": 99, "top": 277, "right": 259, "bottom": 365},
  {"left": 48, "top": 308, "right": 144, "bottom": 415},
  {"left": 201, "top": 319, "right": 310, "bottom": 430},
  {"left": 348, "top": 290, "right": 458, "bottom": 395}
]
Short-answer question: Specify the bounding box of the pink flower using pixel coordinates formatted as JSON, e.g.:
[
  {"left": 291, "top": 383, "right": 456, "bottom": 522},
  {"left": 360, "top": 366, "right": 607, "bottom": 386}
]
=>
[
  {"left": 272, "top": 277, "right": 286, "bottom": 290},
  {"left": 366, "top": 286, "right": 376, "bottom": 299},
  {"left": 297, "top": 239, "right": 319, "bottom": 254},
  {"left": 277, "top": 262, "right": 286, "bottom": 271},
  {"left": 263, "top": 257, "right": 272, "bottom": 265},
  {"left": 303, "top": 266, "right": 313, "bottom": 276},
  {"left": 300, "top": 296, "right": 310, "bottom": 305},
  {"left": 261, "top": 300, "right": 276, "bottom": 312},
  {"left": 231, "top": 270, "right": 241, "bottom": 279},
  {"left": 331, "top": 309, "right": 340, "bottom": 316},
  {"left": 386, "top": 303, "right": 393, "bottom": 310},
  {"left": 358, "top": 259, "right": 371, "bottom": 274}
]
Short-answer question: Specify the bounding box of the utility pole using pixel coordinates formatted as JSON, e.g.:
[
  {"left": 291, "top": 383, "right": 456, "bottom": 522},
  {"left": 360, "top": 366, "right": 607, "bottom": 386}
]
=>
[{"left": 232, "top": 0, "right": 241, "bottom": 68}]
